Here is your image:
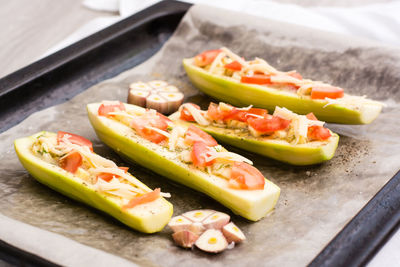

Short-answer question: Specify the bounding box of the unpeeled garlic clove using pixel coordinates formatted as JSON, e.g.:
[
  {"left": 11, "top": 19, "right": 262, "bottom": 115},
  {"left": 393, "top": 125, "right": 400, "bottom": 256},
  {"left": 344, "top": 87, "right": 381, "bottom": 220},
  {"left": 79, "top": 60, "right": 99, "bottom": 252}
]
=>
[
  {"left": 172, "top": 230, "right": 199, "bottom": 249},
  {"left": 195, "top": 229, "right": 228, "bottom": 253},
  {"left": 202, "top": 212, "right": 230, "bottom": 230},
  {"left": 128, "top": 89, "right": 150, "bottom": 107},
  {"left": 168, "top": 215, "right": 193, "bottom": 233},
  {"left": 159, "top": 92, "right": 184, "bottom": 114},
  {"left": 146, "top": 94, "right": 168, "bottom": 114},
  {"left": 189, "top": 222, "right": 206, "bottom": 235},
  {"left": 182, "top": 209, "right": 216, "bottom": 223},
  {"left": 129, "top": 82, "right": 153, "bottom": 91},
  {"left": 148, "top": 80, "right": 168, "bottom": 89},
  {"left": 222, "top": 222, "right": 246, "bottom": 243},
  {"left": 159, "top": 85, "right": 179, "bottom": 93}
]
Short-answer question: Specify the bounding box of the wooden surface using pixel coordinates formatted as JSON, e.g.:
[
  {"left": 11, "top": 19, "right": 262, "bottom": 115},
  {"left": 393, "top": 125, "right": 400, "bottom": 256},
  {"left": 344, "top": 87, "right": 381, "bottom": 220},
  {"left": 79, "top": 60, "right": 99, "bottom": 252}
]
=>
[
  {"left": 0, "top": 0, "right": 114, "bottom": 78},
  {"left": 0, "top": 0, "right": 397, "bottom": 266}
]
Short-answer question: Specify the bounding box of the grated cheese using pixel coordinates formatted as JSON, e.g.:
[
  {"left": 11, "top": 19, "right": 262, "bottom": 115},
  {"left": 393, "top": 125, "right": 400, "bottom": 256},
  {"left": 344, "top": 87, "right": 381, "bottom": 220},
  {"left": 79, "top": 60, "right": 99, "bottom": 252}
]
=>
[
  {"left": 180, "top": 104, "right": 210, "bottom": 126},
  {"left": 209, "top": 52, "right": 226, "bottom": 74},
  {"left": 204, "top": 150, "right": 253, "bottom": 165},
  {"left": 144, "top": 126, "right": 171, "bottom": 139}
]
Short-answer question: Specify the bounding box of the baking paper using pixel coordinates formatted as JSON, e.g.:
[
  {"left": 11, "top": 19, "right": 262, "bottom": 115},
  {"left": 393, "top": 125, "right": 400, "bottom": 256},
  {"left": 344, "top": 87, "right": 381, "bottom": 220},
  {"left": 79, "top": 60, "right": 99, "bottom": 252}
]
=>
[{"left": 1, "top": 4, "right": 400, "bottom": 266}]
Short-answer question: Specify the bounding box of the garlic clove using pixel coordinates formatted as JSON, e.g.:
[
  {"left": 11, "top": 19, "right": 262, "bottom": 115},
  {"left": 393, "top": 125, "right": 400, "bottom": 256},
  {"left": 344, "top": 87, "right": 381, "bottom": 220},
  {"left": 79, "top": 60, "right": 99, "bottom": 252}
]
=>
[
  {"left": 172, "top": 230, "right": 199, "bottom": 249},
  {"left": 145, "top": 94, "right": 168, "bottom": 114},
  {"left": 195, "top": 229, "right": 228, "bottom": 253},
  {"left": 128, "top": 89, "right": 150, "bottom": 107},
  {"left": 222, "top": 222, "right": 246, "bottom": 243},
  {"left": 148, "top": 80, "right": 168, "bottom": 89},
  {"left": 168, "top": 215, "right": 193, "bottom": 233},
  {"left": 159, "top": 92, "right": 184, "bottom": 114},
  {"left": 129, "top": 82, "right": 152, "bottom": 91},
  {"left": 182, "top": 209, "right": 216, "bottom": 223},
  {"left": 202, "top": 212, "right": 230, "bottom": 230}
]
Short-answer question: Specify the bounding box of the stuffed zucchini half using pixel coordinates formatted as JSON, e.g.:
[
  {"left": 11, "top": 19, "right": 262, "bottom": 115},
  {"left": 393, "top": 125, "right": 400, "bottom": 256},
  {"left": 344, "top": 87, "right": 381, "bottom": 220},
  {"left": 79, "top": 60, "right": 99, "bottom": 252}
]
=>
[
  {"left": 87, "top": 101, "right": 280, "bottom": 221},
  {"left": 183, "top": 47, "right": 384, "bottom": 124},
  {"left": 170, "top": 102, "right": 339, "bottom": 165},
  {"left": 14, "top": 131, "right": 173, "bottom": 233}
]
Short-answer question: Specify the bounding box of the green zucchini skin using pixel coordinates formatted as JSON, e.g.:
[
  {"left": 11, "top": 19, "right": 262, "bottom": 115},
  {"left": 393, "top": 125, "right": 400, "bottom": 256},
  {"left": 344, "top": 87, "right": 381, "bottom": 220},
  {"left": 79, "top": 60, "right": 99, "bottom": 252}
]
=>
[
  {"left": 170, "top": 113, "right": 339, "bottom": 166},
  {"left": 14, "top": 132, "right": 173, "bottom": 233},
  {"left": 87, "top": 103, "right": 281, "bottom": 221},
  {"left": 183, "top": 58, "right": 382, "bottom": 125}
]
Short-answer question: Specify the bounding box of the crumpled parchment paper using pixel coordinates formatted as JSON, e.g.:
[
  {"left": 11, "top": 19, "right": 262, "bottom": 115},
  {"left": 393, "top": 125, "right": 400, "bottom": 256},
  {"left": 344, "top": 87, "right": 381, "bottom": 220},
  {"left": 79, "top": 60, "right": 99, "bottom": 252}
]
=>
[{"left": 1, "top": 4, "right": 400, "bottom": 267}]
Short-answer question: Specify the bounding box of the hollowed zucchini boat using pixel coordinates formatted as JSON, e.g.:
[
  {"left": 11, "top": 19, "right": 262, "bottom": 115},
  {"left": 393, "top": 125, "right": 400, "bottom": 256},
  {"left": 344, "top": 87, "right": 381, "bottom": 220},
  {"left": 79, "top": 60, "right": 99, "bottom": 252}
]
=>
[
  {"left": 87, "top": 102, "right": 280, "bottom": 221},
  {"left": 170, "top": 103, "right": 339, "bottom": 165},
  {"left": 14, "top": 131, "right": 173, "bottom": 233},
  {"left": 183, "top": 47, "right": 383, "bottom": 124}
]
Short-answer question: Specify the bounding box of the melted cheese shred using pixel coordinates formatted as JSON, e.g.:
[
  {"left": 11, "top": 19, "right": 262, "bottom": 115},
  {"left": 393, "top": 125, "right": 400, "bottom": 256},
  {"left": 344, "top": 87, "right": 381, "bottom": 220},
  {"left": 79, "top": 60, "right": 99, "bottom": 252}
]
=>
[
  {"left": 204, "top": 149, "right": 253, "bottom": 165},
  {"left": 273, "top": 107, "right": 325, "bottom": 144},
  {"left": 180, "top": 104, "right": 210, "bottom": 126}
]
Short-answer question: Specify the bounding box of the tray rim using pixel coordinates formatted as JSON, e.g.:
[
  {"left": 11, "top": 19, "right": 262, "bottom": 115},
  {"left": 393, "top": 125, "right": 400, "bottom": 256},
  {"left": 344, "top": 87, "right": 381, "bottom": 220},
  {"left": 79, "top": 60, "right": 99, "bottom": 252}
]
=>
[{"left": 0, "top": 0, "right": 398, "bottom": 266}]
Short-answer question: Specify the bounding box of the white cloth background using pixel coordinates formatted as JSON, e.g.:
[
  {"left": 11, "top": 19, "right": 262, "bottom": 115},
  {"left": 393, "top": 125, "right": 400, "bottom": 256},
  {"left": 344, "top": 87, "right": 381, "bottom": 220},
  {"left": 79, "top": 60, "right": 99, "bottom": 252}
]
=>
[
  {"left": 44, "top": 0, "right": 400, "bottom": 266},
  {"left": 42, "top": 0, "right": 400, "bottom": 57}
]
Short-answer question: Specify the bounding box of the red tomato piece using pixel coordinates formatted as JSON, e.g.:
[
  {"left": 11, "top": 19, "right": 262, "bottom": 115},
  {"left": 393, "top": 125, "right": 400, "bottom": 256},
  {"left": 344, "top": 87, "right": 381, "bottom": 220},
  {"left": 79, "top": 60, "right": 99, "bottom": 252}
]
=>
[
  {"left": 57, "top": 131, "right": 93, "bottom": 151},
  {"left": 206, "top": 102, "right": 232, "bottom": 121},
  {"left": 310, "top": 86, "right": 344, "bottom": 99},
  {"left": 308, "top": 126, "right": 331, "bottom": 141},
  {"left": 184, "top": 125, "right": 218, "bottom": 147},
  {"left": 191, "top": 141, "right": 214, "bottom": 167},
  {"left": 180, "top": 103, "right": 201, "bottom": 122},
  {"left": 123, "top": 188, "right": 160, "bottom": 210},
  {"left": 229, "top": 162, "right": 265, "bottom": 190},
  {"left": 224, "top": 107, "right": 268, "bottom": 122},
  {"left": 306, "top": 112, "right": 318, "bottom": 121},
  {"left": 98, "top": 102, "right": 126, "bottom": 117},
  {"left": 97, "top": 167, "right": 129, "bottom": 182},
  {"left": 288, "top": 71, "right": 303, "bottom": 80},
  {"left": 194, "top": 49, "right": 222, "bottom": 67},
  {"left": 240, "top": 74, "right": 272, "bottom": 85},
  {"left": 247, "top": 115, "right": 290, "bottom": 133},
  {"left": 131, "top": 113, "right": 169, "bottom": 144},
  {"left": 223, "top": 108, "right": 247, "bottom": 122},
  {"left": 59, "top": 151, "right": 82, "bottom": 174},
  {"left": 224, "top": 60, "right": 242, "bottom": 71}
]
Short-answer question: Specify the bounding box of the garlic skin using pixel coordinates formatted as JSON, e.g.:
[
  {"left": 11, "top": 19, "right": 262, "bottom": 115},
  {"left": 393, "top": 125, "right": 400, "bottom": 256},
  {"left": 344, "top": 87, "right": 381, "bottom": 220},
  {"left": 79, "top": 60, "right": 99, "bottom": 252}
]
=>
[{"left": 127, "top": 81, "right": 185, "bottom": 114}]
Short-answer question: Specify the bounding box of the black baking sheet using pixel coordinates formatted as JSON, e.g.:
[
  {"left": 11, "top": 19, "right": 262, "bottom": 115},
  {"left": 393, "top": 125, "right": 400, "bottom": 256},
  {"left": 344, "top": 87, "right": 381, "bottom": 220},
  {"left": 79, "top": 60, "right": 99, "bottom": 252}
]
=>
[{"left": 0, "top": 1, "right": 399, "bottom": 266}]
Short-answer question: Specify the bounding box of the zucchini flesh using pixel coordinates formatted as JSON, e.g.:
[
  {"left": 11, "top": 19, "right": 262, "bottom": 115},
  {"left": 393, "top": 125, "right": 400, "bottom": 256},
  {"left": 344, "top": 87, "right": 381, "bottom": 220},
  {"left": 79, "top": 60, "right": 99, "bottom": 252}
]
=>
[
  {"left": 169, "top": 112, "right": 339, "bottom": 166},
  {"left": 183, "top": 58, "right": 382, "bottom": 124},
  {"left": 87, "top": 103, "right": 280, "bottom": 221},
  {"left": 14, "top": 132, "right": 173, "bottom": 233}
]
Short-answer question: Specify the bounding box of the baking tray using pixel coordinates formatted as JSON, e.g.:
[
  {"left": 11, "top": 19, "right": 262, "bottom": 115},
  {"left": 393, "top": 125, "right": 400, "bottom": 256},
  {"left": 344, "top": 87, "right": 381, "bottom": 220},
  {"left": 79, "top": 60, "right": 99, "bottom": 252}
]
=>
[{"left": 0, "top": 0, "right": 399, "bottom": 266}]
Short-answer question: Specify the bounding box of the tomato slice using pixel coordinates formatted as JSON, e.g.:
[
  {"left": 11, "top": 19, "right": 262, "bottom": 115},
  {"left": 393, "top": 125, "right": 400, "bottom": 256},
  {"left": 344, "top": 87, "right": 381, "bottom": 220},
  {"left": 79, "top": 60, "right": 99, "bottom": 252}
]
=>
[
  {"left": 288, "top": 71, "right": 303, "bottom": 80},
  {"left": 224, "top": 107, "right": 268, "bottom": 122},
  {"left": 224, "top": 60, "right": 242, "bottom": 71},
  {"left": 131, "top": 112, "right": 169, "bottom": 144},
  {"left": 123, "top": 188, "right": 160, "bottom": 210},
  {"left": 308, "top": 126, "right": 331, "bottom": 141},
  {"left": 206, "top": 102, "right": 232, "bottom": 121},
  {"left": 97, "top": 167, "right": 129, "bottom": 182},
  {"left": 306, "top": 113, "right": 331, "bottom": 140},
  {"left": 229, "top": 162, "right": 265, "bottom": 190},
  {"left": 240, "top": 74, "right": 272, "bottom": 85},
  {"left": 306, "top": 112, "right": 318, "bottom": 121},
  {"left": 59, "top": 151, "right": 82, "bottom": 174},
  {"left": 57, "top": 131, "right": 93, "bottom": 151},
  {"left": 180, "top": 103, "right": 201, "bottom": 122},
  {"left": 194, "top": 49, "right": 222, "bottom": 67},
  {"left": 98, "top": 102, "right": 126, "bottom": 116},
  {"left": 191, "top": 141, "right": 214, "bottom": 167},
  {"left": 247, "top": 115, "right": 290, "bottom": 133},
  {"left": 310, "top": 86, "right": 344, "bottom": 99},
  {"left": 184, "top": 125, "right": 218, "bottom": 147}
]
